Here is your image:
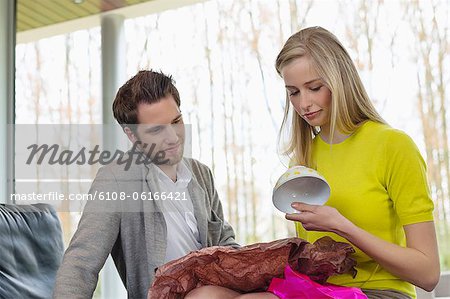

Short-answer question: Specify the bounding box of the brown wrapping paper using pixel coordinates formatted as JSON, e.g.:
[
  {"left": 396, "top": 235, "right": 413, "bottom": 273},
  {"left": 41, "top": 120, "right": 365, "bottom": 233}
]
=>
[{"left": 148, "top": 236, "right": 356, "bottom": 299}]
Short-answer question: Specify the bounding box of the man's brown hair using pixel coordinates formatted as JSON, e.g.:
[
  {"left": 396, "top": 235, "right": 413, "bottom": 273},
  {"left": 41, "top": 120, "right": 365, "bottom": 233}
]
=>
[{"left": 112, "top": 70, "right": 181, "bottom": 129}]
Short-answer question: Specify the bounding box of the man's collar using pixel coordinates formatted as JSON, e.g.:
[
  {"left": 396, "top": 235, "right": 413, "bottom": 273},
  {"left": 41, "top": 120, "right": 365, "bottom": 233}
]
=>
[{"left": 154, "top": 160, "right": 192, "bottom": 188}]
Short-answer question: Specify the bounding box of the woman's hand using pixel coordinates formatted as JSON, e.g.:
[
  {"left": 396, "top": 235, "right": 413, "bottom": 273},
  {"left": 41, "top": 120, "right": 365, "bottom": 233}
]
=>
[
  {"left": 285, "top": 203, "right": 440, "bottom": 291},
  {"left": 285, "top": 202, "right": 353, "bottom": 234}
]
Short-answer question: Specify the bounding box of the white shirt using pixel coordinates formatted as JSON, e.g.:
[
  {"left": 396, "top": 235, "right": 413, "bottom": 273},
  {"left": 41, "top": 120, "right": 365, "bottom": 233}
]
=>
[{"left": 154, "top": 161, "right": 202, "bottom": 263}]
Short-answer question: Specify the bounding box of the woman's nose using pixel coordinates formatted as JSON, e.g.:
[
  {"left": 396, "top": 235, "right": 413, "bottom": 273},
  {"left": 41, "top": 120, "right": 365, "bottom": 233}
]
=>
[{"left": 298, "top": 94, "right": 313, "bottom": 112}]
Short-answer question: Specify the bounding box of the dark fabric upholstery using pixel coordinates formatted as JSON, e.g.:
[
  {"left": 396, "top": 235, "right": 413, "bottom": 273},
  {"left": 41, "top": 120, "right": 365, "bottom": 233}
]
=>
[{"left": 0, "top": 204, "right": 64, "bottom": 299}]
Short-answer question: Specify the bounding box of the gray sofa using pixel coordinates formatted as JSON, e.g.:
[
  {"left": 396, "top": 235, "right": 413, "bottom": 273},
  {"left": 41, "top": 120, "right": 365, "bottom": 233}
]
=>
[{"left": 0, "top": 204, "right": 64, "bottom": 299}]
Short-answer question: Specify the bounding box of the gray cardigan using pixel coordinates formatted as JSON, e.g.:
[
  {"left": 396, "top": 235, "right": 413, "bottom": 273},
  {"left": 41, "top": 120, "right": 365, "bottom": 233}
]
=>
[{"left": 53, "top": 157, "right": 239, "bottom": 299}]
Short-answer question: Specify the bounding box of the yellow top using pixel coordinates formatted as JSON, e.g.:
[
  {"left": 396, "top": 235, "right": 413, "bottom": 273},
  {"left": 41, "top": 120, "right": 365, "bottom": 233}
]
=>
[{"left": 294, "top": 121, "right": 434, "bottom": 298}]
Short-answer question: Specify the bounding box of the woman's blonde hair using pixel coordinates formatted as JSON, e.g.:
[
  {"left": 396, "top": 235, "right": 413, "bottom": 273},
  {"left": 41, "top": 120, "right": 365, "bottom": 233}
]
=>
[{"left": 275, "top": 26, "right": 385, "bottom": 167}]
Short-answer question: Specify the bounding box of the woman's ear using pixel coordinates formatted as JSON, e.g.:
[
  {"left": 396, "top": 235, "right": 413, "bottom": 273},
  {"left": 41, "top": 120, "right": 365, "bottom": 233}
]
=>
[{"left": 123, "top": 126, "right": 137, "bottom": 143}]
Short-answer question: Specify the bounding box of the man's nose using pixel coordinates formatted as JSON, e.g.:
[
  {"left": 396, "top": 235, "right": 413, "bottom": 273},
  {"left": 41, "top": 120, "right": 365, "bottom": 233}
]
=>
[{"left": 164, "top": 124, "right": 179, "bottom": 143}]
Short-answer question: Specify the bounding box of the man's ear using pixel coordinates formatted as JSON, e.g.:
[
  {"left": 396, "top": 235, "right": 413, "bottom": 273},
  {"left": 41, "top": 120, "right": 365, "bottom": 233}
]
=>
[{"left": 123, "top": 126, "right": 138, "bottom": 143}]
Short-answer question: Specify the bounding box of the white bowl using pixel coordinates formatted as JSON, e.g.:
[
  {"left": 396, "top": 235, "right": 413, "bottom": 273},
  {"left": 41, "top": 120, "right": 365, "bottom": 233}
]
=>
[{"left": 272, "top": 166, "right": 330, "bottom": 213}]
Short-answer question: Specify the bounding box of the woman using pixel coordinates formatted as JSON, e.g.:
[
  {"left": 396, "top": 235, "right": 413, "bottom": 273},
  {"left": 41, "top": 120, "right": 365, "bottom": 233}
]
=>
[
  {"left": 277, "top": 26, "right": 439, "bottom": 299},
  {"left": 187, "top": 26, "right": 440, "bottom": 299}
]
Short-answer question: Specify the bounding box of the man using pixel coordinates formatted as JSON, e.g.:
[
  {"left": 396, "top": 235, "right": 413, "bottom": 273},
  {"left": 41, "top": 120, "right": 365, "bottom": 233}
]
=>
[{"left": 53, "top": 70, "right": 239, "bottom": 298}]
